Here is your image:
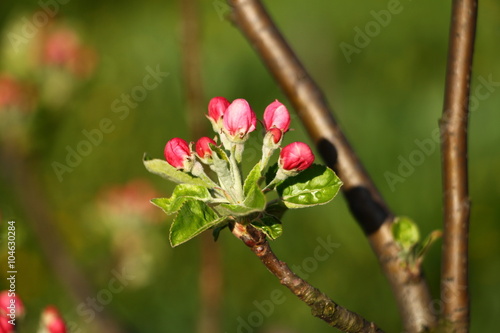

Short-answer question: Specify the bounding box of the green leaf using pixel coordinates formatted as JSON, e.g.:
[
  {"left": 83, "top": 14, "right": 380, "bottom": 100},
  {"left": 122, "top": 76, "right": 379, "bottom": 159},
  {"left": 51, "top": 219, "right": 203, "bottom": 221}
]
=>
[
  {"left": 252, "top": 215, "right": 283, "bottom": 240},
  {"left": 242, "top": 162, "right": 266, "bottom": 210},
  {"left": 392, "top": 216, "right": 420, "bottom": 250},
  {"left": 143, "top": 154, "right": 209, "bottom": 187},
  {"left": 209, "top": 145, "right": 233, "bottom": 192},
  {"left": 265, "top": 201, "right": 288, "bottom": 220},
  {"left": 212, "top": 223, "right": 229, "bottom": 242},
  {"left": 277, "top": 164, "right": 342, "bottom": 209},
  {"left": 151, "top": 184, "right": 212, "bottom": 214},
  {"left": 170, "top": 200, "right": 226, "bottom": 247},
  {"left": 243, "top": 162, "right": 262, "bottom": 196}
]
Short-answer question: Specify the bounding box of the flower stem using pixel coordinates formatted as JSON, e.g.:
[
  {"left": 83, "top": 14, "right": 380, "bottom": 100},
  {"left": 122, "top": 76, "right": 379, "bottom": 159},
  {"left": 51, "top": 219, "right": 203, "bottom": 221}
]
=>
[{"left": 228, "top": 145, "right": 244, "bottom": 202}]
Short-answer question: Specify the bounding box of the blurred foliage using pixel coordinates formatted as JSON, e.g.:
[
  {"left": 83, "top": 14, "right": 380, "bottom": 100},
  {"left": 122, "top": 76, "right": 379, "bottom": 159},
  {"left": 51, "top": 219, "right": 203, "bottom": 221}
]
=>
[{"left": 0, "top": 0, "right": 499, "bottom": 332}]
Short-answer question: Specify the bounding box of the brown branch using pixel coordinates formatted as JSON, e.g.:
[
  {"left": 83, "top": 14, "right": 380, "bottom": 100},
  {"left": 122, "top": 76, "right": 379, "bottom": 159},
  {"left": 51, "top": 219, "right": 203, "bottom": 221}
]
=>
[
  {"left": 439, "top": 0, "right": 477, "bottom": 330},
  {"left": 231, "top": 223, "right": 384, "bottom": 333},
  {"left": 178, "top": 1, "right": 223, "bottom": 332},
  {"left": 228, "top": 0, "right": 436, "bottom": 331}
]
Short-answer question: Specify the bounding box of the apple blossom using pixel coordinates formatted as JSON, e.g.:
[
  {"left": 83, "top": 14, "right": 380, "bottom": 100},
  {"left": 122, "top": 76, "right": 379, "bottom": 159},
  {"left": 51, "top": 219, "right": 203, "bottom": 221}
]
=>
[
  {"left": 222, "top": 99, "right": 256, "bottom": 142},
  {"left": 263, "top": 100, "right": 291, "bottom": 133},
  {"left": 164, "top": 138, "right": 193, "bottom": 171},
  {"left": 279, "top": 142, "right": 315, "bottom": 172},
  {"left": 41, "top": 306, "right": 67, "bottom": 333},
  {"left": 195, "top": 137, "right": 217, "bottom": 162},
  {"left": 207, "top": 96, "right": 230, "bottom": 132}
]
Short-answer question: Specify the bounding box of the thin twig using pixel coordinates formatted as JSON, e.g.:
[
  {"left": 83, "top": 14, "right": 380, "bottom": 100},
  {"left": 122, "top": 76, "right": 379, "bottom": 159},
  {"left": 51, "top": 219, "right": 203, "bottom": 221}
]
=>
[
  {"left": 228, "top": 0, "right": 436, "bottom": 331},
  {"left": 231, "top": 223, "right": 384, "bottom": 333},
  {"left": 179, "top": 1, "right": 223, "bottom": 332},
  {"left": 439, "top": 0, "right": 477, "bottom": 330}
]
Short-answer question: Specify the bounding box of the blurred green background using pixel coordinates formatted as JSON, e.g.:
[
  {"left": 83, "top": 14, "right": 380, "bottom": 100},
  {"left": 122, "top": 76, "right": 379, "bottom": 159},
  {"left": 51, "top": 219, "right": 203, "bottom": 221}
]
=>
[{"left": 0, "top": 0, "right": 499, "bottom": 332}]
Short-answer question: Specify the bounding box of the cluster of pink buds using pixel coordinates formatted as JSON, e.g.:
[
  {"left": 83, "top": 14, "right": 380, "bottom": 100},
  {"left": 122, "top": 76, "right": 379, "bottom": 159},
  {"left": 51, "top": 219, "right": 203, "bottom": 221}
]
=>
[{"left": 163, "top": 97, "right": 314, "bottom": 202}]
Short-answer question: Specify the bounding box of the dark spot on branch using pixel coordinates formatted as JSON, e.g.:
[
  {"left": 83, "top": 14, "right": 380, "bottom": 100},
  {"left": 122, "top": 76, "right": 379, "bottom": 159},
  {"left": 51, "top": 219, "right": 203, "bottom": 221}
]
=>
[
  {"left": 344, "top": 186, "right": 388, "bottom": 235},
  {"left": 316, "top": 138, "right": 338, "bottom": 169}
]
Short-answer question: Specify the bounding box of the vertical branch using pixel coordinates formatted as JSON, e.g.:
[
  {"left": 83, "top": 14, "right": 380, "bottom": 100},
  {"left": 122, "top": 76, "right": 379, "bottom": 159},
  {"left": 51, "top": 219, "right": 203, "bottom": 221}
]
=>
[
  {"left": 228, "top": 0, "right": 436, "bottom": 331},
  {"left": 440, "top": 0, "right": 477, "bottom": 330},
  {"left": 178, "top": 1, "right": 223, "bottom": 332}
]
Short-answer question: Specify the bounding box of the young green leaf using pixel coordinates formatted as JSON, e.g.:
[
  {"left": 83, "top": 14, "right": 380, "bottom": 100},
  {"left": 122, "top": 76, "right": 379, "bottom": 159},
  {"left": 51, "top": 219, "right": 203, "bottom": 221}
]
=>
[
  {"left": 170, "top": 200, "right": 226, "bottom": 247},
  {"left": 277, "top": 165, "right": 342, "bottom": 209},
  {"left": 392, "top": 216, "right": 420, "bottom": 250},
  {"left": 143, "top": 154, "right": 209, "bottom": 187},
  {"left": 252, "top": 214, "right": 283, "bottom": 240},
  {"left": 209, "top": 145, "right": 234, "bottom": 194},
  {"left": 217, "top": 162, "right": 266, "bottom": 216},
  {"left": 243, "top": 162, "right": 262, "bottom": 195},
  {"left": 151, "top": 184, "right": 212, "bottom": 215}
]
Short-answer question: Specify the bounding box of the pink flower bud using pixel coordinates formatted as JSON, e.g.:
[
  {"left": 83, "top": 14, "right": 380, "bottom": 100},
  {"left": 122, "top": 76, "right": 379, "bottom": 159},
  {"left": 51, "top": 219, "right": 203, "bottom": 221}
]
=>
[
  {"left": 41, "top": 306, "right": 67, "bottom": 333},
  {"left": 0, "top": 316, "right": 13, "bottom": 333},
  {"left": 263, "top": 100, "right": 291, "bottom": 133},
  {"left": 195, "top": 137, "right": 217, "bottom": 160},
  {"left": 0, "top": 291, "right": 24, "bottom": 318},
  {"left": 279, "top": 142, "right": 315, "bottom": 172},
  {"left": 222, "top": 99, "right": 256, "bottom": 142},
  {"left": 207, "top": 97, "right": 230, "bottom": 130},
  {"left": 164, "top": 138, "right": 193, "bottom": 170}
]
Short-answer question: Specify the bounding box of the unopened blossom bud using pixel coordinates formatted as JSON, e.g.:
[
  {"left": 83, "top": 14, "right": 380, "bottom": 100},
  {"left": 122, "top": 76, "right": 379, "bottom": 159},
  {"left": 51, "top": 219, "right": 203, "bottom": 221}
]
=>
[
  {"left": 207, "top": 96, "right": 230, "bottom": 132},
  {"left": 0, "top": 316, "right": 13, "bottom": 333},
  {"left": 0, "top": 291, "right": 24, "bottom": 318},
  {"left": 164, "top": 138, "right": 194, "bottom": 171},
  {"left": 222, "top": 99, "right": 256, "bottom": 143},
  {"left": 195, "top": 137, "right": 217, "bottom": 163},
  {"left": 41, "top": 306, "right": 67, "bottom": 333},
  {"left": 279, "top": 142, "right": 315, "bottom": 173},
  {"left": 263, "top": 100, "right": 291, "bottom": 133}
]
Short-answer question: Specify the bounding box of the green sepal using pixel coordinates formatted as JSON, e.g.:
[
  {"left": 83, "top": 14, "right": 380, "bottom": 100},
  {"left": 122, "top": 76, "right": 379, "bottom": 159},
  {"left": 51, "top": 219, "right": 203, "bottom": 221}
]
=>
[
  {"left": 151, "top": 184, "right": 212, "bottom": 215},
  {"left": 169, "top": 200, "right": 226, "bottom": 247},
  {"left": 143, "top": 154, "right": 210, "bottom": 187},
  {"left": 277, "top": 164, "right": 342, "bottom": 209},
  {"left": 392, "top": 216, "right": 420, "bottom": 250},
  {"left": 251, "top": 214, "right": 283, "bottom": 240}
]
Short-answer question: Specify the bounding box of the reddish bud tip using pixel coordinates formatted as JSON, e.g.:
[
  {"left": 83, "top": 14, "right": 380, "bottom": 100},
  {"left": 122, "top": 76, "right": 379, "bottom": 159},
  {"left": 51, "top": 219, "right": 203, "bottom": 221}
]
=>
[
  {"left": 279, "top": 142, "right": 315, "bottom": 172},
  {"left": 164, "top": 138, "right": 193, "bottom": 170},
  {"left": 268, "top": 127, "right": 283, "bottom": 144}
]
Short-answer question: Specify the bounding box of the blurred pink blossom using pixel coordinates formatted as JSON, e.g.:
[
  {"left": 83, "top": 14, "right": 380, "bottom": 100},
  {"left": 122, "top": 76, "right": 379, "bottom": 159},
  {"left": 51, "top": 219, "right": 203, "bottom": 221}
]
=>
[
  {"left": 97, "top": 179, "right": 162, "bottom": 223},
  {"left": 43, "top": 28, "right": 97, "bottom": 78}
]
